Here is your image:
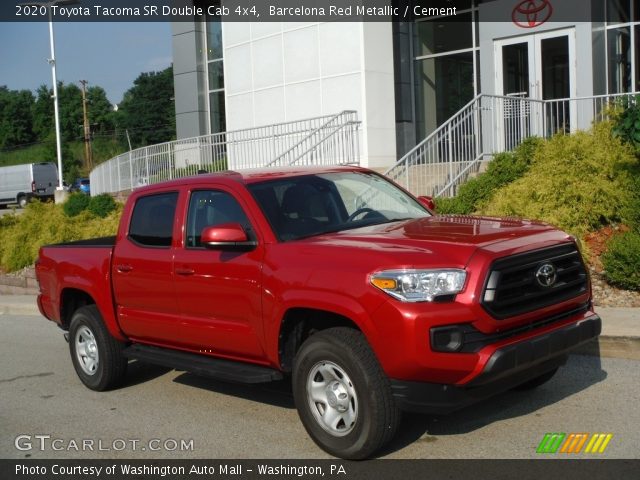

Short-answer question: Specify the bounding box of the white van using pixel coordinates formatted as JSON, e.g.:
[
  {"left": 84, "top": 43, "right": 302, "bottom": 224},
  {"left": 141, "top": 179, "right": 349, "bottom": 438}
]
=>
[{"left": 0, "top": 163, "right": 59, "bottom": 208}]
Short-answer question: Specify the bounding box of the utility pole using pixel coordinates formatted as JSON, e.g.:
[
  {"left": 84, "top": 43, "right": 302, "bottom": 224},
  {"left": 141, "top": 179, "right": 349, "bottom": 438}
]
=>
[{"left": 79, "top": 79, "right": 92, "bottom": 170}]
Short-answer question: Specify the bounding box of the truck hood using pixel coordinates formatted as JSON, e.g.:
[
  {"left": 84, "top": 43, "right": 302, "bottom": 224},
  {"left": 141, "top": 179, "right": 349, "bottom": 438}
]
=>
[{"left": 301, "top": 215, "right": 562, "bottom": 268}]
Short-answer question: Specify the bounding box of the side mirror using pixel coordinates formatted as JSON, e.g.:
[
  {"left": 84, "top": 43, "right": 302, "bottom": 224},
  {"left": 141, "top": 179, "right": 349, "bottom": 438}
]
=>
[
  {"left": 418, "top": 196, "right": 436, "bottom": 212},
  {"left": 201, "top": 223, "right": 256, "bottom": 251}
]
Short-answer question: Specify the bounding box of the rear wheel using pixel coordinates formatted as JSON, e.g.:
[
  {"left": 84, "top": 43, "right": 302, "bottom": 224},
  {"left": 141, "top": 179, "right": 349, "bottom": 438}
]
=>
[
  {"left": 69, "top": 305, "right": 127, "bottom": 391},
  {"left": 513, "top": 367, "right": 559, "bottom": 391},
  {"left": 17, "top": 195, "right": 28, "bottom": 208},
  {"left": 292, "top": 328, "right": 400, "bottom": 460}
]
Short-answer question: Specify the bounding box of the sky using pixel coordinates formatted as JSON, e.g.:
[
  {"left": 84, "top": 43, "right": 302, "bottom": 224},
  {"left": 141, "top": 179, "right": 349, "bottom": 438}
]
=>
[{"left": 0, "top": 22, "right": 172, "bottom": 105}]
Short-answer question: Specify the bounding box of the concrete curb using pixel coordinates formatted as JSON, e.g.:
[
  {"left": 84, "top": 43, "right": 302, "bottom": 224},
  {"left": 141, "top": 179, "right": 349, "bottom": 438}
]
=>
[{"left": 0, "top": 303, "right": 40, "bottom": 316}]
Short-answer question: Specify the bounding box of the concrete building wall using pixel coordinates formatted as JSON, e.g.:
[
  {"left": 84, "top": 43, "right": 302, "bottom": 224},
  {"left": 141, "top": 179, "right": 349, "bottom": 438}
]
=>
[
  {"left": 221, "top": 22, "right": 397, "bottom": 168},
  {"left": 172, "top": 21, "right": 209, "bottom": 139}
]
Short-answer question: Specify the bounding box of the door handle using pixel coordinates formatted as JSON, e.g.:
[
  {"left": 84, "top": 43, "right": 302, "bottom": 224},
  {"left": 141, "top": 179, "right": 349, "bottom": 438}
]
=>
[
  {"left": 116, "top": 264, "right": 133, "bottom": 273},
  {"left": 175, "top": 267, "right": 195, "bottom": 276}
]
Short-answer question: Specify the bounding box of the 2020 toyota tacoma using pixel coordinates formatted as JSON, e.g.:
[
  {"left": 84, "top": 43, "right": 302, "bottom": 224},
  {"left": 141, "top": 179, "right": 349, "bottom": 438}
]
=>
[{"left": 36, "top": 166, "right": 601, "bottom": 459}]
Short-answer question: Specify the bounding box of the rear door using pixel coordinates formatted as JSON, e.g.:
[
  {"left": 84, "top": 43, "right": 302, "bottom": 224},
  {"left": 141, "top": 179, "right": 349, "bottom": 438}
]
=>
[
  {"left": 171, "top": 185, "right": 266, "bottom": 360},
  {"left": 32, "top": 163, "right": 58, "bottom": 196},
  {"left": 112, "top": 191, "right": 181, "bottom": 344}
]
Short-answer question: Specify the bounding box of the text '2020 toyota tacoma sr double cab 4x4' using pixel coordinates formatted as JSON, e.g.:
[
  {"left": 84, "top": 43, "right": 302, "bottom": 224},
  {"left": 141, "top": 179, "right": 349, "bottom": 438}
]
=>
[{"left": 36, "top": 166, "right": 601, "bottom": 459}]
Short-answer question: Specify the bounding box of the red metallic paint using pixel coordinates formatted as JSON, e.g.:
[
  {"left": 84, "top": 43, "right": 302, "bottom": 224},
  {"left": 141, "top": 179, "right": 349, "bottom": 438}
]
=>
[{"left": 201, "top": 223, "right": 248, "bottom": 244}]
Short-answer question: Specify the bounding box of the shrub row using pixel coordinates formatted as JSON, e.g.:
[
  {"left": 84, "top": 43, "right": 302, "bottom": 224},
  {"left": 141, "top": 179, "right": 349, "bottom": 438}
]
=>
[
  {"left": 611, "top": 95, "right": 640, "bottom": 155},
  {"left": 479, "top": 123, "right": 639, "bottom": 236},
  {"left": 63, "top": 193, "right": 117, "bottom": 218},
  {"left": 0, "top": 200, "right": 121, "bottom": 272},
  {"left": 602, "top": 230, "right": 640, "bottom": 291},
  {"left": 435, "top": 137, "right": 542, "bottom": 215}
]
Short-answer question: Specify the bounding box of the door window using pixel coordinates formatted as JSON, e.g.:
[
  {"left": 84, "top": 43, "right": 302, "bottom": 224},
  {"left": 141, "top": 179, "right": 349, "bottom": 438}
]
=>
[
  {"left": 185, "top": 190, "right": 251, "bottom": 248},
  {"left": 128, "top": 192, "right": 178, "bottom": 247}
]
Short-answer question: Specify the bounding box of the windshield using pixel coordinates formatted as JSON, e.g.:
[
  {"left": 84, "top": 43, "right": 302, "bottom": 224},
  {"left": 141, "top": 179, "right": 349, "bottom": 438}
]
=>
[{"left": 248, "top": 171, "right": 430, "bottom": 241}]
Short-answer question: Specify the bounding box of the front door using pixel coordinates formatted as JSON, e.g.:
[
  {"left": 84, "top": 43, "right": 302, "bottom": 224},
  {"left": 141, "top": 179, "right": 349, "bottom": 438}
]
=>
[
  {"left": 172, "top": 186, "right": 266, "bottom": 361},
  {"left": 495, "top": 28, "right": 576, "bottom": 148}
]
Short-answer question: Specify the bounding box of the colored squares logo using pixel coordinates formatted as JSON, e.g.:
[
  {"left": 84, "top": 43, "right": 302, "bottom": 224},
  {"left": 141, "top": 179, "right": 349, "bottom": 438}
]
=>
[{"left": 537, "top": 433, "right": 613, "bottom": 454}]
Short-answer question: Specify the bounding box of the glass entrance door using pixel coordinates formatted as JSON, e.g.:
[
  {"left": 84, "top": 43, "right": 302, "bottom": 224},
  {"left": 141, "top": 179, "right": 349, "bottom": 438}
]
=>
[{"left": 495, "top": 29, "right": 576, "bottom": 148}]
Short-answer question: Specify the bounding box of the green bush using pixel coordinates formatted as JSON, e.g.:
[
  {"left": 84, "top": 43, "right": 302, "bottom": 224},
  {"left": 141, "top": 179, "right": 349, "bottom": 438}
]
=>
[
  {"left": 611, "top": 95, "right": 640, "bottom": 155},
  {"left": 0, "top": 201, "right": 122, "bottom": 272},
  {"left": 63, "top": 192, "right": 90, "bottom": 217},
  {"left": 602, "top": 231, "right": 640, "bottom": 291},
  {"left": 88, "top": 194, "right": 116, "bottom": 218},
  {"left": 434, "top": 196, "right": 468, "bottom": 215},
  {"left": 480, "top": 123, "right": 640, "bottom": 236},
  {"left": 437, "top": 137, "right": 542, "bottom": 214}
]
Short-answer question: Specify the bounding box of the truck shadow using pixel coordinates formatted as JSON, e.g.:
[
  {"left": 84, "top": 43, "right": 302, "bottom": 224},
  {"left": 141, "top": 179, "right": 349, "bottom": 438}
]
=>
[
  {"left": 172, "top": 373, "right": 296, "bottom": 409},
  {"left": 120, "top": 359, "right": 296, "bottom": 408},
  {"left": 122, "top": 359, "right": 172, "bottom": 387},
  {"left": 378, "top": 350, "right": 607, "bottom": 457},
  {"left": 121, "top": 347, "right": 607, "bottom": 458}
]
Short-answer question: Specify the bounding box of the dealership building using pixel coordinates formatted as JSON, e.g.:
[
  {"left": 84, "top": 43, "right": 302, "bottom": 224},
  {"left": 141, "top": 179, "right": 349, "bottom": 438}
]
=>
[{"left": 170, "top": 0, "right": 639, "bottom": 172}]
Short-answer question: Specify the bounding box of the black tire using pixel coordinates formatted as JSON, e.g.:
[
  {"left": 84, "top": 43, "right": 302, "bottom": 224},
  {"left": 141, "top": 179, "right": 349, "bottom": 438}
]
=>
[
  {"left": 513, "top": 367, "right": 559, "bottom": 391},
  {"left": 292, "top": 328, "right": 401, "bottom": 460},
  {"left": 17, "top": 195, "right": 28, "bottom": 208},
  {"left": 69, "top": 305, "right": 127, "bottom": 391}
]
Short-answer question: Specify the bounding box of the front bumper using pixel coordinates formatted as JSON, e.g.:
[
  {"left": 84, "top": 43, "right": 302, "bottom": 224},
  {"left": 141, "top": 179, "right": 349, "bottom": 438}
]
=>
[{"left": 390, "top": 314, "right": 601, "bottom": 414}]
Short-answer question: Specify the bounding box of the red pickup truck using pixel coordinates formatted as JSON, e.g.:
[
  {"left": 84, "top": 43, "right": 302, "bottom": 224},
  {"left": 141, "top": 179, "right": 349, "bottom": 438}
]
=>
[{"left": 36, "top": 166, "right": 600, "bottom": 459}]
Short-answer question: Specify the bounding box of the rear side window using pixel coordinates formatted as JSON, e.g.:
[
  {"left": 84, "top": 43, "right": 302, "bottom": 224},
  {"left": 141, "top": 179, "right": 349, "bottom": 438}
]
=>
[{"left": 128, "top": 192, "right": 178, "bottom": 247}]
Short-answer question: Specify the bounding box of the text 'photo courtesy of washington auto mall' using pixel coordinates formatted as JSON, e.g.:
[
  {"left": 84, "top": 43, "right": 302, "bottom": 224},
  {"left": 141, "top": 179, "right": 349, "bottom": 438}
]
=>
[{"left": 1, "top": 0, "right": 640, "bottom": 479}]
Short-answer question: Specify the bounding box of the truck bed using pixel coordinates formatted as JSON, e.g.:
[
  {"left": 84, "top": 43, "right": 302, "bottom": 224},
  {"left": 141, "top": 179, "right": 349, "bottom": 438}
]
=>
[{"left": 36, "top": 239, "right": 117, "bottom": 332}]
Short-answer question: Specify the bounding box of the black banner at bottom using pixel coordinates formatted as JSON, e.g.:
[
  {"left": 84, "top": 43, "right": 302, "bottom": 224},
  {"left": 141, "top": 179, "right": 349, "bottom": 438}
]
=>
[{"left": 2, "top": 459, "right": 639, "bottom": 480}]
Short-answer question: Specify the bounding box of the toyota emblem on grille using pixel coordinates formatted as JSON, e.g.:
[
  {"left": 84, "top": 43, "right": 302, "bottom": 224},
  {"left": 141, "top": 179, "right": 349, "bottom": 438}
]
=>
[{"left": 535, "top": 263, "right": 557, "bottom": 287}]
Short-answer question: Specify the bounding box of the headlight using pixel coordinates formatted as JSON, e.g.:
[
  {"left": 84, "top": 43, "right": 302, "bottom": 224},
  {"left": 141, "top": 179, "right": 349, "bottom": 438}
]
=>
[{"left": 370, "top": 269, "right": 466, "bottom": 302}]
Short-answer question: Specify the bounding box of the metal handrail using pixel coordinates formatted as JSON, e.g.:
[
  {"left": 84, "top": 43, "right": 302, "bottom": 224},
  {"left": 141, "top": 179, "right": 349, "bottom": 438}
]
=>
[
  {"left": 385, "top": 92, "right": 639, "bottom": 198},
  {"left": 265, "top": 111, "right": 357, "bottom": 167},
  {"left": 90, "top": 111, "right": 361, "bottom": 195}
]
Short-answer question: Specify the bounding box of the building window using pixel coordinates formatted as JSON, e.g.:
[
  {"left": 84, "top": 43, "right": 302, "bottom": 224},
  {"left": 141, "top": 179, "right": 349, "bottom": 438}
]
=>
[
  {"left": 413, "top": 4, "right": 479, "bottom": 140},
  {"left": 205, "top": 14, "right": 225, "bottom": 133},
  {"left": 607, "top": 27, "right": 632, "bottom": 93},
  {"left": 604, "top": 0, "right": 639, "bottom": 93},
  {"left": 607, "top": 0, "right": 632, "bottom": 23}
]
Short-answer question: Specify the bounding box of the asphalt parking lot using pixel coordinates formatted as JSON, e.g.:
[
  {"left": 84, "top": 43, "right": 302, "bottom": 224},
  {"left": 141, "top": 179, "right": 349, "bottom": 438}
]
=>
[{"left": 1, "top": 313, "right": 639, "bottom": 459}]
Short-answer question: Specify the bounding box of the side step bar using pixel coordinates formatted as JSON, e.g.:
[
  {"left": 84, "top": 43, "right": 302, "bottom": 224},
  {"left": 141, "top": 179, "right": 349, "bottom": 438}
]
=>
[{"left": 123, "top": 344, "right": 283, "bottom": 384}]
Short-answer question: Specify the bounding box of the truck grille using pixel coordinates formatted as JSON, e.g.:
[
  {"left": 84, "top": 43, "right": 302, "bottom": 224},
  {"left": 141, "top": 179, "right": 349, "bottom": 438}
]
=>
[{"left": 482, "top": 244, "right": 588, "bottom": 319}]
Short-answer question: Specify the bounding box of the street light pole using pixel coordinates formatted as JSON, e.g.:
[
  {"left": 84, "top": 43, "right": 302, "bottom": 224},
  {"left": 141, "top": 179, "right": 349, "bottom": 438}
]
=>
[
  {"left": 47, "top": 6, "right": 64, "bottom": 190},
  {"left": 19, "top": 0, "right": 79, "bottom": 193}
]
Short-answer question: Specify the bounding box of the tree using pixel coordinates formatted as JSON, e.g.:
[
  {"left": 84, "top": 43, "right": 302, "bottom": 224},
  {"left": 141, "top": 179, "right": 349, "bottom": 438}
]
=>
[
  {"left": 32, "top": 85, "right": 54, "bottom": 141},
  {"left": 115, "top": 66, "right": 176, "bottom": 148},
  {"left": 57, "top": 82, "right": 84, "bottom": 142},
  {"left": 86, "top": 85, "right": 115, "bottom": 135},
  {"left": 0, "top": 87, "right": 35, "bottom": 149}
]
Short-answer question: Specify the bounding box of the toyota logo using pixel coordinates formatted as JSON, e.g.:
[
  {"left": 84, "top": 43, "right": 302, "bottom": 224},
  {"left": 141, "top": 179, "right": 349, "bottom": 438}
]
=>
[
  {"left": 535, "top": 263, "right": 557, "bottom": 288},
  {"left": 512, "top": 0, "right": 554, "bottom": 28}
]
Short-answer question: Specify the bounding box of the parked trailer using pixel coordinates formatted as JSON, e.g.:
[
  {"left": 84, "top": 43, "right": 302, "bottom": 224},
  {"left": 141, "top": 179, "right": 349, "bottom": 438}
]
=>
[{"left": 0, "top": 163, "right": 58, "bottom": 208}]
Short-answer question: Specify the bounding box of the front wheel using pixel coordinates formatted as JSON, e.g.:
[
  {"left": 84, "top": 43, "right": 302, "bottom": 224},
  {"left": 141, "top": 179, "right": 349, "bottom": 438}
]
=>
[
  {"left": 292, "top": 328, "right": 400, "bottom": 460},
  {"left": 69, "top": 305, "right": 128, "bottom": 391}
]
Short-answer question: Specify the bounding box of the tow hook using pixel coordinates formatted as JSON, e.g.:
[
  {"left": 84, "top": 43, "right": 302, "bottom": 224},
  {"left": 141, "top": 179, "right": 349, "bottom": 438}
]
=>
[{"left": 63, "top": 332, "right": 69, "bottom": 343}]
